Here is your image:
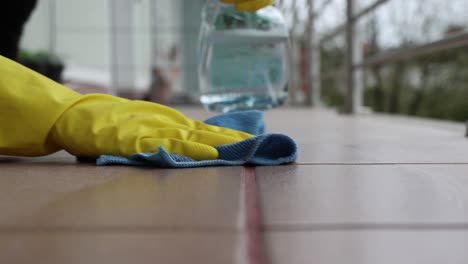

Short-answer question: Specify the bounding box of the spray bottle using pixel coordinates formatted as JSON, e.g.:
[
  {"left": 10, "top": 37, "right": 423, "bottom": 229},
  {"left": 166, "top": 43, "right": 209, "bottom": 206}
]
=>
[{"left": 198, "top": 0, "right": 291, "bottom": 112}]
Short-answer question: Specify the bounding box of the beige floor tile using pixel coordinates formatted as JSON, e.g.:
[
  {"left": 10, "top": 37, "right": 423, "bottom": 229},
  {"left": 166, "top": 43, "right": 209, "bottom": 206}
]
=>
[
  {"left": 258, "top": 165, "right": 468, "bottom": 225},
  {"left": 263, "top": 109, "right": 468, "bottom": 163},
  {"left": 266, "top": 231, "right": 468, "bottom": 264},
  {"left": 0, "top": 152, "right": 243, "bottom": 229},
  {"left": 0, "top": 232, "right": 243, "bottom": 264}
]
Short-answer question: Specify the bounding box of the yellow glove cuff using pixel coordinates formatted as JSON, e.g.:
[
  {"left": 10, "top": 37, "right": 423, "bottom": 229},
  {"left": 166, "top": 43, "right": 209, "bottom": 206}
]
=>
[
  {"left": 220, "top": 0, "right": 274, "bottom": 12},
  {"left": 0, "top": 55, "right": 82, "bottom": 156}
]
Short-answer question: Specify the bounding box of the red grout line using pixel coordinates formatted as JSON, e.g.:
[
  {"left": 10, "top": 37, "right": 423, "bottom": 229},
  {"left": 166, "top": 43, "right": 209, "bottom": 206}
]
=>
[{"left": 244, "top": 166, "right": 268, "bottom": 264}]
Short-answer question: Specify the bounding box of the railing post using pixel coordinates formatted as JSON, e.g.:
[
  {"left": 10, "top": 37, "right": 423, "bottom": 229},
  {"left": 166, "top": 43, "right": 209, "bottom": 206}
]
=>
[
  {"left": 344, "top": 0, "right": 355, "bottom": 114},
  {"left": 307, "top": 0, "right": 321, "bottom": 107},
  {"left": 149, "top": 0, "right": 159, "bottom": 68},
  {"left": 466, "top": 121, "right": 468, "bottom": 138},
  {"left": 48, "top": 0, "right": 57, "bottom": 55},
  {"left": 181, "top": 0, "right": 204, "bottom": 96},
  {"left": 289, "top": 0, "right": 299, "bottom": 105},
  {"left": 353, "top": 15, "right": 365, "bottom": 113},
  {"left": 109, "top": 0, "right": 135, "bottom": 96}
]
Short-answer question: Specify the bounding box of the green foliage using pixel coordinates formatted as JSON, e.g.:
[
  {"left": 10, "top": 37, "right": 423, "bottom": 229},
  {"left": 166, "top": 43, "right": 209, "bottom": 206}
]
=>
[
  {"left": 18, "top": 50, "right": 63, "bottom": 65},
  {"left": 387, "top": 47, "right": 468, "bottom": 121},
  {"left": 322, "top": 79, "right": 344, "bottom": 107},
  {"left": 320, "top": 45, "right": 345, "bottom": 109},
  {"left": 18, "top": 49, "right": 65, "bottom": 83},
  {"left": 416, "top": 83, "right": 468, "bottom": 121},
  {"left": 322, "top": 44, "right": 468, "bottom": 122}
]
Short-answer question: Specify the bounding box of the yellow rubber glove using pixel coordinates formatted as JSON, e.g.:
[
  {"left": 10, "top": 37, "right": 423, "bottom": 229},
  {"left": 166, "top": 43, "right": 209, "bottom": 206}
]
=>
[
  {"left": 0, "top": 56, "right": 81, "bottom": 156},
  {"left": 0, "top": 55, "right": 252, "bottom": 160},
  {"left": 220, "top": 0, "right": 274, "bottom": 12}
]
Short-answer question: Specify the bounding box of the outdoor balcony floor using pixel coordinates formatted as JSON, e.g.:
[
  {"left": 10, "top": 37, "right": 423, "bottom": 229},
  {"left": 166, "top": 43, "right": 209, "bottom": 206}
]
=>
[{"left": 2, "top": 107, "right": 468, "bottom": 264}]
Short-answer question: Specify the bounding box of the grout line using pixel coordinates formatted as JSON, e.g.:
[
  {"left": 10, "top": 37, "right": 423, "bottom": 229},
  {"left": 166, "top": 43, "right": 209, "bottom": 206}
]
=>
[
  {"left": 0, "top": 226, "right": 239, "bottom": 235},
  {"left": 2, "top": 222, "right": 467, "bottom": 235},
  {"left": 244, "top": 166, "right": 269, "bottom": 264},
  {"left": 263, "top": 222, "right": 468, "bottom": 232},
  {"left": 295, "top": 162, "right": 468, "bottom": 166},
  {"left": 235, "top": 165, "right": 248, "bottom": 264}
]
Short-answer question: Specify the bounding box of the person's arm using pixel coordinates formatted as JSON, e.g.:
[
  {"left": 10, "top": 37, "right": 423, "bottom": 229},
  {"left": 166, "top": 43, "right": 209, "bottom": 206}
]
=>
[
  {"left": 0, "top": 56, "right": 81, "bottom": 156},
  {"left": 0, "top": 0, "right": 38, "bottom": 60},
  {"left": 0, "top": 55, "right": 252, "bottom": 160}
]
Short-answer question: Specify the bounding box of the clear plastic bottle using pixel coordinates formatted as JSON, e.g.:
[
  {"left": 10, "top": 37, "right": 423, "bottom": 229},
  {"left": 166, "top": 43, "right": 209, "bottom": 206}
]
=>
[{"left": 198, "top": 1, "right": 291, "bottom": 113}]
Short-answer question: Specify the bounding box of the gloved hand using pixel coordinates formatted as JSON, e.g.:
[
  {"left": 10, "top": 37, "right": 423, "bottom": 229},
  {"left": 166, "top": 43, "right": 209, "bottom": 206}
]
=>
[
  {"left": 220, "top": 0, "right": 274, "bottom": 12},
  {"left": 50, "top": 94, "right": 253, "bottom": 160},
  {"left": 0, "top": 55, "right": 252, "bottom": 160}
]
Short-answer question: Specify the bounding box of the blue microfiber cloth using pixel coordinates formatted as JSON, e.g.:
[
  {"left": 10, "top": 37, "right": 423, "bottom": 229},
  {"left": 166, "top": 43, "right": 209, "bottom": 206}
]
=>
[{"left": 96, "top": 110, "right": 297, "bottom": 168}]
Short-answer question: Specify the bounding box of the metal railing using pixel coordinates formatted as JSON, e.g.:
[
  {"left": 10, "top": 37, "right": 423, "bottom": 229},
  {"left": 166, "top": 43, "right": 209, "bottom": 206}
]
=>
[
  {"left": 283, "top": 0, "right": 468, "bottom": 114},
  {"left": 358, "top": 31, "right": 468, "bottom": 67}
]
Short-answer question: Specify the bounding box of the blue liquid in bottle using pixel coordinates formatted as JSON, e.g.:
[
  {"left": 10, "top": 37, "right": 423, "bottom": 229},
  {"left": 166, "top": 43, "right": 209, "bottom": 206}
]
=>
[{"left": 198, "top": 3, "right": 291, "bottom": 113}]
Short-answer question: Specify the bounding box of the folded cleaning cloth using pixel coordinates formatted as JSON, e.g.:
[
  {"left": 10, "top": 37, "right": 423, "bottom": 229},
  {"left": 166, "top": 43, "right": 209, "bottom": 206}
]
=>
[{"left": 96, "top": 110, "right": 297, "bottom": 168}]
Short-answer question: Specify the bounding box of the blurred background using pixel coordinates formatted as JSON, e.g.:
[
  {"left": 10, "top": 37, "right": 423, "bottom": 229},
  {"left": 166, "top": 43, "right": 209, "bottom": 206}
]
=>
[{"left": 19, "top": 0, "right": 468, "bottom": 121}]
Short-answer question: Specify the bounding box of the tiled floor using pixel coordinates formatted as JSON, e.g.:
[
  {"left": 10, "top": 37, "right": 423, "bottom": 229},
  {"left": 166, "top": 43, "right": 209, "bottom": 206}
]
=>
[{"left": 1, "top": 108, "right": 468, "bottom": 263}]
